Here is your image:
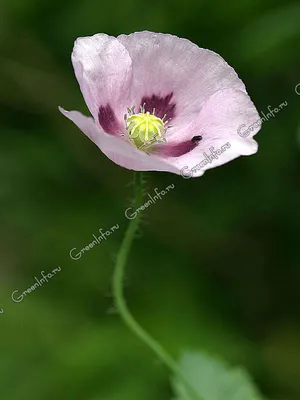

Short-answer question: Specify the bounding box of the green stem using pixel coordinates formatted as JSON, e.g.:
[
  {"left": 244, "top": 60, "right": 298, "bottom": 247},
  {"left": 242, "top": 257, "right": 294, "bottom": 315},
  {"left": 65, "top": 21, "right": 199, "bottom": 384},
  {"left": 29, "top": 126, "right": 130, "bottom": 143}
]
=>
[{"left": 112, "top": 172, "right": 202, "bottom": 400}]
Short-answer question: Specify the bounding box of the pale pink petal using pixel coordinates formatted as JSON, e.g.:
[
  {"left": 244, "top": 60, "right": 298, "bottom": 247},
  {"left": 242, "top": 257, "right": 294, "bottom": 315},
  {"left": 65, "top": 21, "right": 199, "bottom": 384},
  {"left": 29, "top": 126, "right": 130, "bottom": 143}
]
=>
[
  {"left": 59, "top": 107, "right": 178, "bottom": 174},
  {"left": 117, "top": 31, "right": 247, "bottom": 134},
  {"left": 72, "top": 34, "right": 132, "bottom": 134},
  {"left": 158, "top": 88, "right": 260, "bottom": 177}
]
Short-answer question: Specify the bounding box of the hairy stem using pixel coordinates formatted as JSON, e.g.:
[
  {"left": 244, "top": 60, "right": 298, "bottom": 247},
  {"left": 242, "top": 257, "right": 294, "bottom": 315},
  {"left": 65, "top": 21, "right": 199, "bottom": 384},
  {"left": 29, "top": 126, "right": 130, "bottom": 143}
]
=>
[{"left": 112, "top": 171, "right": 202, "bottom": 400}]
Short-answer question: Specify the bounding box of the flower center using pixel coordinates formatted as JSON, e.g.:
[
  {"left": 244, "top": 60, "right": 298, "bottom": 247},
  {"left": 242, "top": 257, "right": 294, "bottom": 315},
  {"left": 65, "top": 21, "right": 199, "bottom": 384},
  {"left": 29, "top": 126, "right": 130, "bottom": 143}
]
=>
[{"left": 124, "top": 106, "right": 168, "bottom": 151}]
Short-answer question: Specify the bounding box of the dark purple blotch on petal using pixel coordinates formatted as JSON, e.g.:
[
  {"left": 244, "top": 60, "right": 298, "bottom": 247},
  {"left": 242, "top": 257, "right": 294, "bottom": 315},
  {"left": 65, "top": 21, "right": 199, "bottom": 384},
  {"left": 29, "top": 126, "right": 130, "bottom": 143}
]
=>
[
  {"left": 98, "top": 104, "right": 121, "bottom": 134},
  {"left": 141, "top": 93, "right": 176, "bottom": 120},
  {"left": 152, "top": 139, "right": 199, "bottom": 158}
]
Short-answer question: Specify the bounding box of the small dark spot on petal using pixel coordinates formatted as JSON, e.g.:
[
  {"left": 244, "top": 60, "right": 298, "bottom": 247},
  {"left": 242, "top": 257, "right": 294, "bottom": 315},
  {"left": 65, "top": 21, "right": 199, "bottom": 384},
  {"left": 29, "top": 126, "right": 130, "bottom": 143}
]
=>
[{"left": 191, "top": 135, "right": 202, "bottom": 143}]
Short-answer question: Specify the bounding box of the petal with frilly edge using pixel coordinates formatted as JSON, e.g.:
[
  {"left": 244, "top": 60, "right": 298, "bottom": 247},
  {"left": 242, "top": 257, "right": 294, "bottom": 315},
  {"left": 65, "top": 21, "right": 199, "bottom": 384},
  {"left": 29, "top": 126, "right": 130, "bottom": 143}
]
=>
[
  {"left": 59, "top": 107, "right": 178, "bottom": 173},
  {"left": 117, "top": 31, "right": 247, "bottom": 135},
  {"left": 71, "top": 34, "right": 132, "bottom": 134},
  {"left": 159, "top": 88, "right": 260, "bottom": 178}
]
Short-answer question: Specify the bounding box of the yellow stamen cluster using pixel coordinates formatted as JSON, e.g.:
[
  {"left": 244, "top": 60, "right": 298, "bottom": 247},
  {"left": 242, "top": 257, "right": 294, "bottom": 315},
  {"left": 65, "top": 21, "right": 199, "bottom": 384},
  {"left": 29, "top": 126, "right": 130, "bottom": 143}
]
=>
[{"left": 125, "top": 107, "right": 167, "bottom": 151}]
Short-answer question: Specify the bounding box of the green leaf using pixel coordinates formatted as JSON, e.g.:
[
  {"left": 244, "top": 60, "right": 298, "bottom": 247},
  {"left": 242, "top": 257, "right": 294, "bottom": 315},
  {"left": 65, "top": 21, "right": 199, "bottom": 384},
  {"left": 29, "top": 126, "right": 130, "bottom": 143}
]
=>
[{"left": 172, "top": 351, "right": 264, "bottom": 400}]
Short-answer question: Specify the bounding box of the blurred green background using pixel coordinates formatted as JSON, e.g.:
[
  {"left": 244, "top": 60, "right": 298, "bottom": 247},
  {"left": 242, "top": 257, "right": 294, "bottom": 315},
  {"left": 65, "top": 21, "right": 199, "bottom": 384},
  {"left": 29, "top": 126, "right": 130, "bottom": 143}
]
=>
[{"left": 1, "top": 0, "right": 300, "bottom": 399}]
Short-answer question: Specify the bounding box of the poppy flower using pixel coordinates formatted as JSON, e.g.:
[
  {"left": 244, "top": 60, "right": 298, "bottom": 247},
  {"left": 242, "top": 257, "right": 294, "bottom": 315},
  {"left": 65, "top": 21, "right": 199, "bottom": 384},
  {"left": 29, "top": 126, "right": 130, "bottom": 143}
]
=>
[{"left": 60, "top": 31, "right": 261, "bottom": 177}]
